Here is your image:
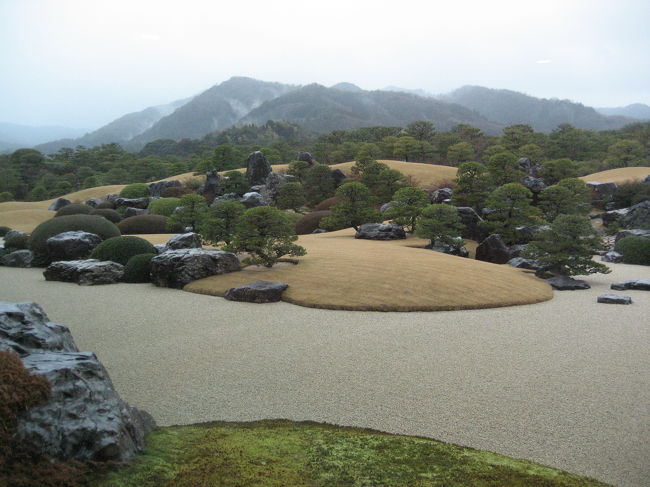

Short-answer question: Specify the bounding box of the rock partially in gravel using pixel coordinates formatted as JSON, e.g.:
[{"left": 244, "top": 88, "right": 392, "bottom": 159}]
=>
[
  {"left": 245, "top": 151, "right": 272, "bottom": 185},
  {"left": 602, "top": 251, "right": 624, "bottom": 263},
  {"left": 166, "top": 232, "right": 202, "bottom": 250},
  {"left": 240, "top": 191, "right": 267, "bottom": 208},
  {"left": 149, "top": 180, "right": 180, "bottom": 197},
  {"left": 355, "top": 223, "right": 406, "bottom": 240},
  {"left": 619, "top": 200, "right": 650, "bottom": 229},
  {"left": 150, "top": 248, "right": 240, "bottom": 289},
  {"left": 547, "top": 276, "right": 591, "bottom": 290},
  {"left": 587, "top": 181, "right": 618, "bottom": 198},
  {"left": 43, "top": 259, "right": 124, "bottom": 285},
  {"left": 610, "top": 279, "right": 650, "bottom": 291},
  {"left": 312, "top": 228, "right": 328, "bottom": 234},
  {"left": 0, "top": 249, "right": 34, "bottom": 267},
  {"left": 597, "top": 294, "right": 633, "bottom": 305},
  {"left": 475, "top": 234, "right": 511, "bottom": 264},
  {"left": 224, "top": 280, "right": 289, "bottom": 303},
  {"left": 46, "top": 231, "right": 102, "bottom": 261},
  {"left": 614, "top": 229, "right": 650, "bottom": 243},
  {"left": 114, "top": 197, "right": 150, "bottom": 209},
  {"left": 48, "top": 198, "right": 71, "bottom": 211}
]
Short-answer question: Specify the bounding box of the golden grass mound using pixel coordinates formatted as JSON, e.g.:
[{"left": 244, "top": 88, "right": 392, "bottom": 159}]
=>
[
  {"left": 0, "top": 210, "right": 56, "bottom": 233},
  {"left": 581, "top": 166, "right": 650, "bottom": 184},
  {"left": 185, "top": 228, "right": 552, "bottom": 311}
]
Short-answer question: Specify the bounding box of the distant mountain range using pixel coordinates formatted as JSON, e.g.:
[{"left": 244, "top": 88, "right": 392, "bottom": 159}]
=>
[
  {"left": 0, "top": 123, "right": 88, "bottom": 153},
  {"left": 17, "top": 77, "right": 647, "bottom": 154}
]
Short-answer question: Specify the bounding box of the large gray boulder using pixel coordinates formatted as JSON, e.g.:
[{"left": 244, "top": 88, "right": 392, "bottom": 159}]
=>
[
  {"left": 0, "top": 249, "right": 34, "bottom": 267},
  {"left": 597, "top": 294, "right": 632, "bottom": 305},
  {"left": 245, "top": 151, "right": 272, "bottom": 185},
  {"left": 601, "top": 208, "right": 630, "bottom": 227},
  {"left": 149, "top": 179, "right": 180, "bottom": 197},
  {"left": 428, "top": 187, "right": 453, "bottom": 204},
  {"left": 224, "top": 280, "right": 289, "bottom": 303},
  {"left": 114, "top": 197, "right": 150, "bottom": 209},
  {"left": 43, "top": 259, "right": 124, "bottom": 285},
  {"left": 263, "top": 172, "right": 294, "bottom": 202},
  {"left": 619, "top": 200, "right": 650, "bottom": 229},
  {"left": 4, "top": 229, "right": 30, "bottom": 249},
  {"left": 475, "top": 234, "right": 511, "bottom": 264},
  {"left": 47, "top": 198, "right": 71, "bottom": 211},
  {"left": 240, "top": 191, "right": 267, "bottom": 208},
  {"left": 427, "top": 237, "right": 469, "bottom": 258},
  {"left": 355, "top": 223, "right": 406, "bottom": 240},
  {"left": 614, "top": 228, "right": 650, "bottom": 243},
  {"left": 46, "top": 231, "right": 102, "bottom": 261},
  {"left": 166, "top": 232, "right": 202, "bottom": 250},
  {"left": 297, "top": 151, "right": 314, "bottom": 166},
  {"left": 547, "top": 276, "right": 590, "bottom": 290},
  {"left": 0, "top": 301, "right": 155, "bottom": 462},
  {"left": 611, "top": 279, "right": 650, "bottom": 291},
  {"left": 514, "top": 225, "right": 550, "bottom": 244},
  {"left": 587, "top": 181, "right": 618, "bottom": 198},
  {"left": 150, "top": 248, "right": 240, "bottom": 289}
]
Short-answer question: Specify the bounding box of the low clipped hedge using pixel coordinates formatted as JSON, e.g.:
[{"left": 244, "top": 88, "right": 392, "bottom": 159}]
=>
[
  {"left": 148, "top": 197, "right": 181, "bottom": 216},
  {"left": 54, "top": 203, "right": 93, "bottom": 217},
  {"left": 314, "top": 197, "right": 338, "bottom": 211},
  {"left": 118, "top": 214, "right": 177, "bottom": 234},
  {"left": 90, "top": 236, "right": 156, "bottom": 265},
  {"left": 30, "top": 214, "right": 121, "bottom": 265},
  {"left": 295, "top": 210, "right": 332, "bottom": 235},
  {"left": 119, "top": 183, "right": 150, "bottom": 198},
  {"left": 614, "top": 236, "right": 650, "bottom": 265},
  {"left": 123, "top": 253, "right": 156, "bottom": 283},
  {"left": 90, "top": 208, "right": 121, "bottom": 223}
]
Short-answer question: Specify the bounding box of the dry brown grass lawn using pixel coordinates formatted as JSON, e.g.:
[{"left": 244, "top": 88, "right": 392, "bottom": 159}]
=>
[
  {"left": 0, "top": 209, "right": 57, "bottom": 233},
  {"left": 185, "top": 228, "right": 551, "bottom": 312},
  {"left": 580, "top": 166, "right": 650, "bottom": 184}
]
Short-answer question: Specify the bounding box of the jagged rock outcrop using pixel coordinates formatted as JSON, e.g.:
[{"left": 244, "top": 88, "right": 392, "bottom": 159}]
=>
[
  {"left": 601, "top": 251, "right": 624, "bottom": 263},
  {"left": 475, "top": 234, "right": 511, "bottom": 264},
  {"left": 240, "top": 191, "right": 267, "bottom": 208},
  {"left": 263, "top": 172, "right": 294, "bottom": 202},
  {"left": 45, "top": 231, "right": 102, "bottom": 261},
  {"left": 587, "top": 181, "right": 617, "bottom": 198},
  {"left": 0, "top": 301, "right": 155, "bottom": 462},
  {"left": 507, "top": 257, "right": 548, "bottom": 271},
  {"left": 517, "top": 157, "right": 541, "bottom": 177},
  {"left": 224, "top": 280, "right": 289, "bottom": 303},
  {"left": 601, "top": 208, "right": 630, "bottom": 227},
  {"left": 619, "top": 200, "right": 650, "bottom": 229},
  {"left": 245, "top": 151, "right": 272, "bottom": 185},
  {"left": 521, "top": 176, "right": 547, "bottom": 194},
  {"left": 43, "top": 259, "right": 124, "bottom": 285},
  {"left": 47, "top": 198, "right": 71, "bottom": 211},
  {"left": 355, "top": 223, "right": 406, "bottom": 240},
  {"left": 0, "top": 249, "right": 34, "bottom": 267},
  {"left": 150, "top": 248, "right": 240, "bottom": 288},
  {"left": 149, "top": 180, "right": 181, "bottom": 197},
  {"left": 166, "top": 232, "right": 202, "bottom": 250}
]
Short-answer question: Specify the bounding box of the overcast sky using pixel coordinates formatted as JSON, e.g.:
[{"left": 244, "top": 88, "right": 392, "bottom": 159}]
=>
[{"left": 1, "top": 0, "right": 649, "bottom": 129}]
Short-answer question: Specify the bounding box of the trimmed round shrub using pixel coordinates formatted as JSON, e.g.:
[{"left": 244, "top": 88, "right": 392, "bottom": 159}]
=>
[
  {"left": 123, "top": 253, "right": 156, "bottom": 283},
  {"left": 161, "top": 186, "right": 192, "bottom": 198},
  {"left": 0, "top": 226, "right": 12, "bottom": 237},
  {"left": 96, "top": 200, "right": 115, "bottom": 209},
  {"left": 295, "top": 210, "right": 333, "bottom": 235},
  {"left": 90, "top": 236, "right": 156, "bottom": 265},
  {"left": 30, "top": 214, "right": 121, "bottom": 265},
  {"left": 4, "top": 231, "right": 30, "bottom": 250},
  {"left": 314, "top": 197, "right": 339, "bottom": 211},
  {"left": 148, "top": 197, "right": 181, "bottom": 216},
  {"left": 54, "top": 203, "right": 93, "bottom": 217},
  {"left": 119, "top": 183, "right": 150, "bottom": 198},
  {"left": 118, "top": 214, "right": 178, "bottom": 234},
  {"left": 614, "top": 236, "right": 650, "bottom": 265},
  {"left": 90, "top": 208, "right": 122, "bottom": 223}
]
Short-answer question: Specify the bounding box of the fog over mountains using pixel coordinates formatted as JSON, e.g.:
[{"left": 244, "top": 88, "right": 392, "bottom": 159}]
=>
[{"left": 12, "top": 76, "right": 649, "bottom": 154}]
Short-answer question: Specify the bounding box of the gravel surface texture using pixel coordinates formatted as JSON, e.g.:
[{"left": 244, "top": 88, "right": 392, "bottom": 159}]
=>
[{"left": 1, "top": 263, "right": 648, "bottom": 487}]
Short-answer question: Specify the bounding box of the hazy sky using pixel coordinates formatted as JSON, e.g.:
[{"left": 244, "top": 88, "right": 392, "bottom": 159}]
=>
[{"left": 1, "top": 0, "right": 649, "bottom": 129}]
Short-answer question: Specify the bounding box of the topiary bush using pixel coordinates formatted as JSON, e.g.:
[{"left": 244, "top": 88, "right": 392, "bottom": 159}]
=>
[
  {"left": 90, "top": 208, "right": 122, "bottom": 223},
  {"left": 148, "top": 197, "right": 181, "bottom": 216},
  {"left": 123, "top": 253, "right": 156, "bottom": 283},
  {"left": 96, "top": 200, "right": 115, "bottom": 209},
  {"left": 30, "top": 214, "right": 121, "bottom": 265},
  {"left": 614, "top": 236, "right": 650, "bottom": 265},
  {"left": 90, "top": 236, "right": 156, "bottom": 265},
  {"left": 4, "top": 231, "right": 30, "bottom": 250},
  {"left": 0, "top": 226, "right": 11, "bottom": 237},
  {"left": 54, "top": 203, "right": 93, "bottom": 217},
  {"left": 119, "top": 183, "right": 150, "bottom": 198},
  {"left": 118, "top": 214, "right": 179, "bottom": 234},
  {"left": 295, "top": 210, "right": 333, "bottom": 235}
]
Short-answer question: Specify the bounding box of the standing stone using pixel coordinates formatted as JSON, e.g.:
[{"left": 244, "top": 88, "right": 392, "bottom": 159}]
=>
[
  {"left": 517, "top": 157, "right": 541, "bottom": 177},
  {"left": 521, "top": 176, "right": 547, "bottom": 194},
  {"left": 245, "top": 151, "right": 272, "bottom": 185},
  {"left": 201, "top": 170, "right": 223, "bottom": 199}
]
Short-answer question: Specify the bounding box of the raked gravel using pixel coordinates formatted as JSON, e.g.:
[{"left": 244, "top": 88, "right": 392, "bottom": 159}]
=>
[{"left": 1, "top": 262, "right": 649, "bottom": 487}]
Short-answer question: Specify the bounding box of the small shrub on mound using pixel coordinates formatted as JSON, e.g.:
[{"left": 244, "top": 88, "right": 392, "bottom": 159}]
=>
[
  {"left": 148, "top": 197, "right": 181, "bottom": 216},
  {"left": 123, "top": 253, "right": 156, "bottom": 283},
  {"left": 0, "top": 226, "right": 11, "bottom": 237},
  {"left": 54, "top": 203, "right": 93, "bottom": 217},
  {"left": 314, "top": 197, "right": 338, "bottom": 211},
  {"left": 161, "top": 186, "right": 192, "bottom": 198},
  {"left": 120, "top": 183, "right": 150, "bottom": 198},
  {"left": 96, "top": 200, "right": 115, "bottom": 209},
  {"left": 91, "top": 236, "right": 156, "bottom": 265},
  {"left": 614, "top": 236, "right": 650, "bottom": 265},
  {"left": 118, "top": 214, "right": 178, "bottom": 234},
  {"left": 4, "top": 231, "right": 30, "bottom": 250},
  {"left": 30, "top": 215, "right": 121, "bottom": 265},
  {"left": 296, "top": 210, "right": 332, "bottom": 235},
  {"left": 90, "top": 208, "right": 122, "bottom": 223}
]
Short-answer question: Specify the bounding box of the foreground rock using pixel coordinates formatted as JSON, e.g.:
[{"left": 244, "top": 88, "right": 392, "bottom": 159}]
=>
[
  {"left": 151, "top": 248, "right": 240, "bottom": 288},
  {"left": 355, "top": 223, "right": 406, "bottom": 240},
  {"left": 597, "top": 294, "right": 633, "bottom": 305},
  {"left": 47, "top": 198, "right": 70, "bottom": 211},
  {"left": 0, "top": 301, "right": 155, "bottom": 462},
  {"left": 224, "top": 280, "right": 289, "bottom": 303},
  {"left": 166, "top": 232, "right": 202, "bottom": 250},
  {"left": 475, "top": 234, "right": 511, "bottom": 264},
  {"left": 620, "top": 200, "right": 650, "bottom": 229},
  {"left": 0, "top": 249, "right": 34, "bottom": 267},
  {"left": 547, "top": 276, "right": 590, "bottom": 290},
  {"left": 610, "top": 279, "right": 650, "bottom": 291},
  {"left": 245, "top": 151, "right": 272, "bottom": 185},
  {"left": 46, "top": 231, "right": 102, "bottom": 261},
  {"left": 44, "top": 259, "right": 124, "bottom": 285}
]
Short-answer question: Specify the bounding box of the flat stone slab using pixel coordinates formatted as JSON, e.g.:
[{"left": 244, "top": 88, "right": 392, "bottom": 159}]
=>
[
  {"left": 355, "top": 223, "right": 406, "bottom": 240},
  {"left": 597, "top": 294, "right": 633, "bottom": 305},
  {"left": 610, "top": 279, "right": 650, "bottom": 291},
  {"left": 224, "top": 280, "right": 289, "bottom": 303},
  {"left": 547, "top": 276, "right": 591, "bottom": 290},
  {"left": 43, "top": 259, "right": 124, "bottom": 285}
]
